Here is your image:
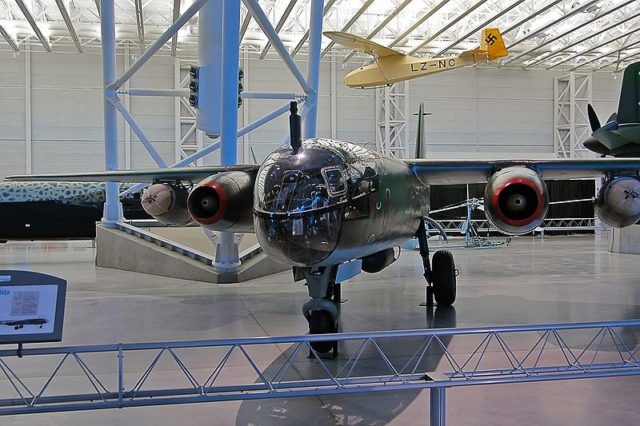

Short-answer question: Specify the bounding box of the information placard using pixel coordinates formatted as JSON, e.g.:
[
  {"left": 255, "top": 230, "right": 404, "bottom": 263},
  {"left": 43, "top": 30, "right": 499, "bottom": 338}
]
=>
[{"left": 0, "top": 271, "right": 66, "bottom": 344}]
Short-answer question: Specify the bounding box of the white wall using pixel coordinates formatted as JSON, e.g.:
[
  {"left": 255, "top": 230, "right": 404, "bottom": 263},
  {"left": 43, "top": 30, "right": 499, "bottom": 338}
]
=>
[{"left": 0, "top": 47, "right": 625, "bottom": 178}]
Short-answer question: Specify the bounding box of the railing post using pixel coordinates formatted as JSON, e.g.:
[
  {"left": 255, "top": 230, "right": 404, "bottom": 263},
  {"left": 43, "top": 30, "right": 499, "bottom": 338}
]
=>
[{"left": 430, "top": 387, "right": 446, "bottom": 426}]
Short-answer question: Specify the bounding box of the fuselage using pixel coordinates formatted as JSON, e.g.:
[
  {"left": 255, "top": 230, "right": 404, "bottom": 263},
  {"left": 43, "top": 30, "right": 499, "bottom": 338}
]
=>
[
  {"left": 253, "top": 139, "right": 429, "bottom": 267},
  {"left": 345, "top": 52, "right": 485, "bottom": 88}
]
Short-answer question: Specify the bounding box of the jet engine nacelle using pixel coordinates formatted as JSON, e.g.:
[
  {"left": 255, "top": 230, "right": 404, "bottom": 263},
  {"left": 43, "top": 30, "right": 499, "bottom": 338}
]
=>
[
  {"left": 141, "top": 183, "right": 193, "bottom": 226},
  {"left": 484, "top": 167, "right": 549, "bottom": 235},
  {"left": 595, "top": 177, "right": 640, "bottom": 228},
  {"left": 361, "top": 248, "right": 399, "bottom": 273},
  {"left": 187, "top": 171, "right": 255, "bottom": 232}
]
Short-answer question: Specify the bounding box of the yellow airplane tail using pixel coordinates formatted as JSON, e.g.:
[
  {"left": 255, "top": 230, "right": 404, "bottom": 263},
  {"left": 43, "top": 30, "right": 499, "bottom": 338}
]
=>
[{"left": 479, "top": 28, "right": 507, "bottom": 60}]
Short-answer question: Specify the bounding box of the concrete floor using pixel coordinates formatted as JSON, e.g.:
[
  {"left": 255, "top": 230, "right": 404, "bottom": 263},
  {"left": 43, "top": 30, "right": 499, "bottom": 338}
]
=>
[{"left": 1, "top": 234, "right": 640, "bottom": 425}]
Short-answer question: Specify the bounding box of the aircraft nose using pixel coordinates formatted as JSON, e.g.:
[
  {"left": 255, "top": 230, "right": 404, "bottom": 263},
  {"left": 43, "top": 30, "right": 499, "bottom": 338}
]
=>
[{"left": 254, "top": 212, "right": 341, "bottom": 266}]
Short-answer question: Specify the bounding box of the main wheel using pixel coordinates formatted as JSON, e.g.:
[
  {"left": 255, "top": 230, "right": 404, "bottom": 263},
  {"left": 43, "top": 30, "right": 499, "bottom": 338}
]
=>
[
  {"left": 308, "top": 310, "right": 337, "bottom": 354},
  {"left": 432, "top": 250, "right": 456, "bottom": 306}
]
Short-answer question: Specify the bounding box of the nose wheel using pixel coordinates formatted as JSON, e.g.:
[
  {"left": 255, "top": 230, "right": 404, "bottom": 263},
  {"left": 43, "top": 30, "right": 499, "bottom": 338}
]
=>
[
  {"left": 300, "top": 266, "right": 340, "bottom": 357},
  {"left": 417, "top": 218, "right": 457, "bottom": 307}
]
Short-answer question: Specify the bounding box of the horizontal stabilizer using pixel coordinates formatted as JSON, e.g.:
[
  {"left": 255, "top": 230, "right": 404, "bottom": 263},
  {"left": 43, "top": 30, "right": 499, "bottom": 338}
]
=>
[{"left": 323, "top": 31, "right": 403, "bottom": 58}]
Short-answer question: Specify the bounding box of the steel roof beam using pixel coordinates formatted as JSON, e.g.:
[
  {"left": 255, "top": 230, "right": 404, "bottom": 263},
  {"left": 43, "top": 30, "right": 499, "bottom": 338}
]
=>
[
  {"left": 290, "top": 0, "right": 336, "bottom": 58},
  {"left": 408, "top": 0, "right": 489, "bottom": 56},
  {"left": 571, "top": 38, "right": 640, "bottom": 71},
  {"left": 386, "top": 0, "right": 450, "bottom": 50},
  {"left": 546, "top": 26, "right": 640, "bottom": 69},
  {"left": 239, "top": 8, "right": 252, "bottom": 44},
  {"left": 95, "top": 0, "right": 101, "bottom": 17},
  {"left": 14, "top": 0, "right": 52, "bottom": 52},
  {"left": 433, "top": 0, "right": 527, "bottom": 56},
  {"left": 0, "top": 24, "right": 19, "bottom": 52},
  {"left": 528, "top": 12, "right": 640, "bottom": 68},
  {"left": 342, "top": 0, "right": 412, "bottom": 63},
  {"left": 135, "top": 0, "right": 145, "bottom": 53},
  {"left": 54, "top": 0, "right": 82, "bottom": 53},
  {"left": 259, "top": 0, "right": 298, "bottom": 59},
  {"left": 506, "top": 0, "right": 600, "bottom": 51},
  {"left": 170, "top": 0, "right": 180, "bottom": 56},
  {"left": 596, "top": 48, "right": 640, "bottom": 71},
  {"left": 525, "top": 10, "right": 640, "bottom": 69},
  {"left": 320, "top": 0, "right": 375, "bottom": 58},
  {"left": 501, "top": 0, "right": 564, "bottom": 37},
  {"left": 505, "top": 0, "right": 635, "bottom": 66}
]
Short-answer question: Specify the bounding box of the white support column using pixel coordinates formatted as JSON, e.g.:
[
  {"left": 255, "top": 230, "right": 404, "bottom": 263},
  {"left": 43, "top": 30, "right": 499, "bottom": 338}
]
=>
[
  {"left": 124, "top": 42, "right": 132, "bottom": 169},
  {"left": 174, "top": 57, "right": 181, "bottom": 163},
  {"left": 554, "top": 72, "right": 592, "bottom": 159},
  {"left": 375, "top": 82, "right": 410, "bottom": 158},
  {"left": 242, "top": 52, "right": 250, "bottom": 163},
  {"left": 24, "top": 42, "right": 31, "bottom": 174},
  {"left": 330, "top": 55, "right": 337, "bottom": 139}
]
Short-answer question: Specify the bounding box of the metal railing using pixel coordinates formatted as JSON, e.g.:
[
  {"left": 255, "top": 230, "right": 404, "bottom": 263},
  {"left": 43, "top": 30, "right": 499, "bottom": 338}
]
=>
[
  {"left": 428, "top": 217, "right": 597, "bottom": 235},
  {"left": 1, "top": 319, "right": 640, "bottom": 424}
]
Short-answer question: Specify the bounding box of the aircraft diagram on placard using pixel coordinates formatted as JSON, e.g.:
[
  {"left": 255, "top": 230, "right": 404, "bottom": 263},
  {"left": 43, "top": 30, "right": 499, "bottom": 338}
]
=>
[
  {"left": 9, "top": 68, "right": 640, "bottom": 355},
  {"left": 584, "top": 61, "right": 640, "bottom": 157},
  {"left": 0, "top": 318, "right": 48, "bottom": 330},
  {"left": 324, "top": 28, "right": 508, "bottom": 88}
]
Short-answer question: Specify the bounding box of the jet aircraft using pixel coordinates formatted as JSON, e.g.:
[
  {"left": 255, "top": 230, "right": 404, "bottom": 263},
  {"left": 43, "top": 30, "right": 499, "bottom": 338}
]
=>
[
  {"left": 584, "top": 61, "right": 640, "bottom": 157},
  {"left": 9, "top": 102, "right": 640, "bottom": 353},
  {"left": 324, "top": 28, "right": 508, "bottom": 88}
]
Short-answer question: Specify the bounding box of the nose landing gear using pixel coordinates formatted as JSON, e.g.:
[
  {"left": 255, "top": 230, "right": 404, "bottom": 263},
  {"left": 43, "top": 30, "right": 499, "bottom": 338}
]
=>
[
  {"left": 300, "top": 266, "right": 340, "bottom": 357},
  {"left": 417, "top": 218, "right": 457, "bottom": 307}
]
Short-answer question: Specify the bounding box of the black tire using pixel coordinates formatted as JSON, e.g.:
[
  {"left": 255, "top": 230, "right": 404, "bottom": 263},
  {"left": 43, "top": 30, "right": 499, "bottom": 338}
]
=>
[
  {"left": 308, "top": 310, "right": 337, "bottom": 354},
  {"left": 432, "top": 250, "right": 456, "bottom": 306}
]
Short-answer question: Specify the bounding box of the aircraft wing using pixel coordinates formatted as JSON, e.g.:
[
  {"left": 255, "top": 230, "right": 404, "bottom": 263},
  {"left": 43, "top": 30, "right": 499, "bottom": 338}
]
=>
[
  {"left": 323, "top": 31, "right": 402, "bottom": 58},
  {"left": 406, "top": 158, "right": 640, "bottom": 185},
  {"left": 6, "top": 165, "right": 260, "bottom": 183}
]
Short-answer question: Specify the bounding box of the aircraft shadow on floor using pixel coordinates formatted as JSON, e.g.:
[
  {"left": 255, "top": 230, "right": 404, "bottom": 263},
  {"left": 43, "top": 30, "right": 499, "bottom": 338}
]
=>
[{"left": 235, "top": 306, "right": 456, "bottom": 426}]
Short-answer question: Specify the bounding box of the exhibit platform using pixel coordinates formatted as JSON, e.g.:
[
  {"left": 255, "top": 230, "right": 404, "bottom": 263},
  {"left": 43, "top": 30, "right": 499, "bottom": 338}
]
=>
[{"left": 95, "top": 223, "right": 288, "bottom": 283}]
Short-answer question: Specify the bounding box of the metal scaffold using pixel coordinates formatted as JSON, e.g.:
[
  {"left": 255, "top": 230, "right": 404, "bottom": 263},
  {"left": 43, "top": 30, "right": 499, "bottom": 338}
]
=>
[
  {"left": 1, "top": 319, "right": 640, "bottom": 425},
  {"left": 375, "top": 82, "right": 410, "bottom": 158},
  {"left": 554, "top": 72, "right": 593, "bottom": 159},
  {"left": 97, "top": 0, "right": 325, "bottom": 273}
]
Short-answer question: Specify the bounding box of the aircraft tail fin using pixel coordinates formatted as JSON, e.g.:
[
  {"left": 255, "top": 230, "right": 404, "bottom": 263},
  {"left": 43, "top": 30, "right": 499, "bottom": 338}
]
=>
[
  {"left": 414, "top": 103, "right": 426, "bottom": 159},
  {"left": 479, "top": 28, "right": 507, "bottom": 60},
  {"left": 616, "top": 61, "right": 640, "bottom": 124}
]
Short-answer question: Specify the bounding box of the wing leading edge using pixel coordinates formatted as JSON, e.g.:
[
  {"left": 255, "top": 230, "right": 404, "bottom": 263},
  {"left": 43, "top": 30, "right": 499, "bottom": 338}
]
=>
[
  {"left": 6, "top": 165, "right": 260, "bottom": 183},
  {"left": 406, "top": 158, "right": 640, "bottom": 185}
]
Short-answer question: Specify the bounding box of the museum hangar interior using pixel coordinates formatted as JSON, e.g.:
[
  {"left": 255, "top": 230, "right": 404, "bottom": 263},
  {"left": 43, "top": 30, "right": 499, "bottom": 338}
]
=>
[{"left": 1, "top": 0, "right": 640, "bottom": 424}]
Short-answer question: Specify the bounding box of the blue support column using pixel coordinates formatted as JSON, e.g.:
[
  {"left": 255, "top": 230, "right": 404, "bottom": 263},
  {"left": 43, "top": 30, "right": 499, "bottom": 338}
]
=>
[
  {"left": 216, "top": 0, "right": 241, "bottom": 272},
  {"left": 100, "top": 0, "right": 123, "bottom": 224},
  {"left": 430, "top": 387, "right": 446, "bottom": 426},
  {"left": 303, "top": 0, "right": 324, "bottom": 139}
]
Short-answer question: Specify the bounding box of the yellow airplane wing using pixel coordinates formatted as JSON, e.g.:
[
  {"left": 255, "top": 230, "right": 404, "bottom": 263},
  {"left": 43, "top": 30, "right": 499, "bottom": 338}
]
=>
[{"left": 323, "top": 31, "right": 403, "bottom": 58}]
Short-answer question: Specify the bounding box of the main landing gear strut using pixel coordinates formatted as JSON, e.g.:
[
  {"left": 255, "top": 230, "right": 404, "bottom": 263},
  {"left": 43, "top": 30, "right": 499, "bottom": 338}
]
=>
[
  {"left": 416, "top": 218, "right": 457, "bottom": 307},
  {"left": 301, "top": 266, "right": 341, "bottom": 356}
]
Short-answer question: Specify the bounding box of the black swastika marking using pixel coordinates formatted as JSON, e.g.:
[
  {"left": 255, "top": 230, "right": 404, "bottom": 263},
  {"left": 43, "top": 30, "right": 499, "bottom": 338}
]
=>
[{"left": 485, "top": 33, "right": 497, "bottom": 45}]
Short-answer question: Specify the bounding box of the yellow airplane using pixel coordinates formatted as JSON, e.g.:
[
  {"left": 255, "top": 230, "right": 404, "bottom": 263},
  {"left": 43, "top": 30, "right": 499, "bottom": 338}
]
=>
[{"left": 324, "top": 28, "right": 508, "bottom": 88}]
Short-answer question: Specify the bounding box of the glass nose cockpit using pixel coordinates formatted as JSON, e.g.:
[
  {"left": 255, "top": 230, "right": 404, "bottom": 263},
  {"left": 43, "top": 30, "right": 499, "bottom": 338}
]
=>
[{"left": 254, "top": 144, "right": 349, "bottom": 265}]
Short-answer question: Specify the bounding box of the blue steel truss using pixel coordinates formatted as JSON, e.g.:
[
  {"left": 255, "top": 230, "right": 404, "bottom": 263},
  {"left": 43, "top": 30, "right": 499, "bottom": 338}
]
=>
[{"left": 1, "top": 319, "right": 640, "bottom": 424}]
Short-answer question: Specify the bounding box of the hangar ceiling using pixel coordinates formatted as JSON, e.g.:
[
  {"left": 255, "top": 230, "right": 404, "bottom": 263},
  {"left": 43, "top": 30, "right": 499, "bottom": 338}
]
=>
[{"left": 0, "top": 0, "right": 639, "bottom": 72}]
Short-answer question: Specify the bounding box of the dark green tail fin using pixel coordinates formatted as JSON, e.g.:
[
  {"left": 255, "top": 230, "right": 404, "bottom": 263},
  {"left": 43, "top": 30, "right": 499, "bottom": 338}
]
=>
[
  {"left": 414, "top": 102, "right": 426, "bottom": 158},
  {"left": 617, "top": 61, "right": 640, "bottom": 124}
]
